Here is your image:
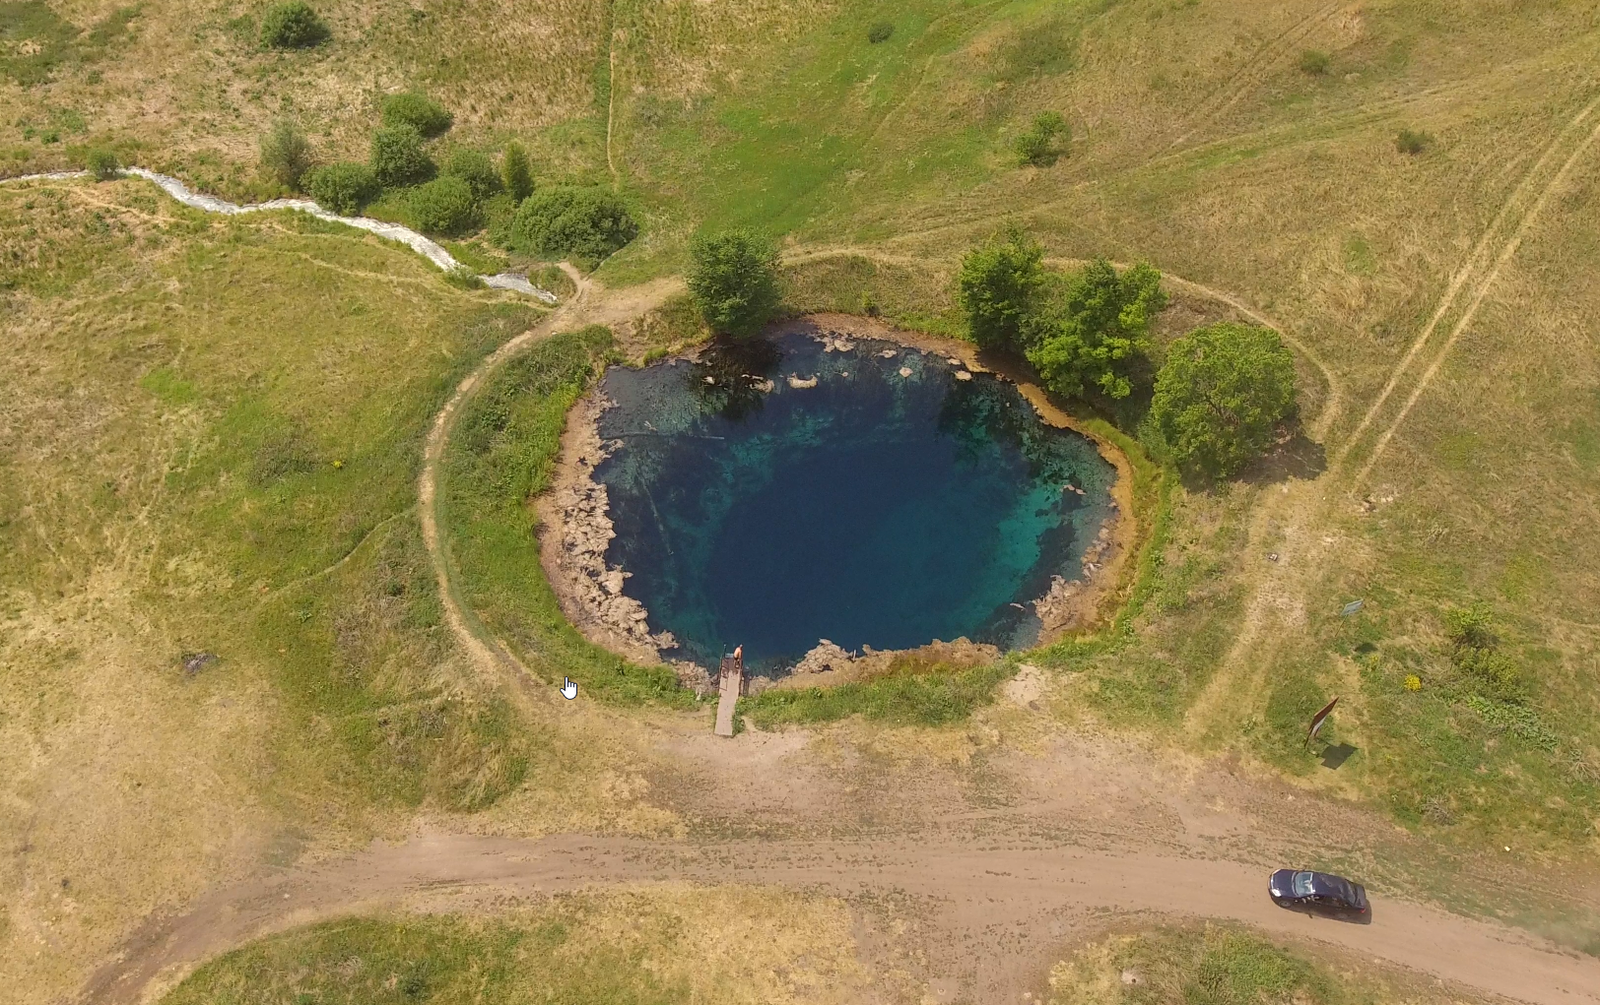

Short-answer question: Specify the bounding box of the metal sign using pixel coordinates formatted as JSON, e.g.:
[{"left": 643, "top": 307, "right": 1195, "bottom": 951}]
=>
[
  {"left": 1341, "top": 599, "right": 1365, "bottom": 616},
  {"left": 1306, "top": 696, "right": 1339, "bottom": 748}
]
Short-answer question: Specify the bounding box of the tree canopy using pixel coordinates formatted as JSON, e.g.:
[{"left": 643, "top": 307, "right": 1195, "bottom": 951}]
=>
[
  {"left": 686, "top": 229, "right": 782, "bottom": 338},
  {"left": 954, "top": 226, "right": 1044, "bottom": 350},
  {"left": 1150, "top": 322, "right": 1297, "bottom": 479},
  {"left": 1023, "top": 257, "right": 1166, "bottom": 400}
]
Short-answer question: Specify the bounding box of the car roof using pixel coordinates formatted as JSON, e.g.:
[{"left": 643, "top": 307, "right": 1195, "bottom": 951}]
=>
[{"left": 1309, "top": 871, "right": 1359, "bottom": 899}]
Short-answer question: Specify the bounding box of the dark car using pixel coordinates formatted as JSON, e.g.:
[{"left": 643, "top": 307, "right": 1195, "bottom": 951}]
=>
[{"left": 1269, "top": 869, "right": 1369, "bottom": 919}]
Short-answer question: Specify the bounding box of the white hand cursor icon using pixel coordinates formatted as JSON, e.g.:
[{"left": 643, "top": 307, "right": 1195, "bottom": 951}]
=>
[{"left": 560, "top": 677, "right": 578, "bottom": 700}]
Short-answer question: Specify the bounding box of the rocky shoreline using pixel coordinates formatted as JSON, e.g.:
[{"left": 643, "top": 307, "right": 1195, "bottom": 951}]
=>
[{"left": 536, "top": 314, "right": 1136, "bottom": 692}]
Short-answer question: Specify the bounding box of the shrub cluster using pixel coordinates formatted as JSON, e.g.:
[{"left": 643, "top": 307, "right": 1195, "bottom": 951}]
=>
[
  {"left": 304, "top": 162, "right": 379, "bottom": 214},
  {"left": 381, "top": 91, "right": 453, "bottom": 138},
  {"left": 444, "top": 148, "right": 502, "bottom": 201},
  {"left": 259, "top": 119, "right": 312, "bottom": 189},
  {"left": 1298, "top": 48, "right": 1331, "bottom": 75},
  {"left": 1396, "top": 128, "right": 1433, "bottom": 155},
  {"left": 1015, "top": 110, "right": 1068, "bottom": 167},
  {"left": 686, "top": 229, "right": 782, "bottom": 338},
  {"left": 501, "top": 141, "right": 533, "bottom": 201},
  {"left": 260, "top": 1, "right": 329, "bottom": 49},
  {"left": 1444, "top": 605, "right": 1526, "bottom": 704},
  {"left": 370, "top": 123, "right": 434, "bottom": 186},
  {"left": 1150, "top": 323, "right": 1297, "bottom": 479},
  {"left": 867, "top": 21, "right": 894, "bottom": 43},
  {"left": 85, "top": 147, "right": 120, "bottom": 181},
  {"left": 954, "top": 226, "right": 1298, "bottom": 480},
  {"left": 408, "top": 175, "right": 479, "bottom": 236},
  {"left": 509, "top": 186, "right": 638, "bottom": 261}
]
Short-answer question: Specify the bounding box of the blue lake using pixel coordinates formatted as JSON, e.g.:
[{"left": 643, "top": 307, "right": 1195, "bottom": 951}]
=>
[{"left": 592, "top": 326, "right": 1116, "bottom": 673}]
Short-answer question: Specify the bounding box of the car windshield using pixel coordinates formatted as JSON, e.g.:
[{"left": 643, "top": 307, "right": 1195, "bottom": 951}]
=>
[{"left": 1292, "top": 872, "right": 1315, "bottom": 897}]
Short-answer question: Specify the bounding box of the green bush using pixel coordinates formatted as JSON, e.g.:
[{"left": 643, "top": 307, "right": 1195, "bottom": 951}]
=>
[
  {"left": 408, "top": 175, "right": 479, "bottom": 237},
  {"left": 84, "top": 147, "right": 120, "bottom": 181},
  {"left": 259, "top": 119, "right": 312, "bottom": 189},
  {"left": 304, "top": 161, "right": 380, "bottom": 215},
  {"left": 954, "top": 225, "right": 1044, "bottom": 350},
  {"left": 508, "top": 186, "right": 637, "bottom": 261},
  {"left": 867, "top": 21, "right": 893, "bottom": 43},
  {"left": 259, "top": 1, "right": 329, "bottom": 49},
  {"left": 1150, "top": 322, "right": 1298, "bottom": 479},
  {"left": 443, "top": 148, "right": 502, "bottom": 201},
  {"left": 1024, "top": 257, "right": 1166, "bottom": 401},
  {"left": 380, "top": 91, "right": 453, "bottom": 138},
  {"left": 1015, "top": 110, "right": 1069, "bottom": 167},
  {"left": 1444, "top": 604, "right": 1496, "bottom": 650},
  {"left": 370, "top": 123, "right": 434, "bottom": 186},
  {"left": 686, "top": 229, "right": 782, "bottom": 338},
  {"left": 1396, "top": 128, "right": 1433, "bottom": 155},
  {"left": 501, "top": 141, "right": 533, "bottom": 202},
  {"left": 1298, "top": 48, "right": 1331, "bottom": 75}
]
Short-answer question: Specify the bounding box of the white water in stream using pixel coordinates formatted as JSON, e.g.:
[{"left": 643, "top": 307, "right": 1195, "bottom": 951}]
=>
[{"left": 2, "top": 168, "right": 558, "bottom": 303}]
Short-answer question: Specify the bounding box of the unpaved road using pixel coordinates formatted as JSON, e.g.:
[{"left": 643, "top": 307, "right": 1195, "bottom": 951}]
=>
[{"left": 84, "top": 831, "right": 1600, "bottom": 1005}]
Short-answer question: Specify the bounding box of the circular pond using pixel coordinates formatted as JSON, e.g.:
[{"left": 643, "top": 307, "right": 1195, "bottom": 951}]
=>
[{"left": 590, "top": 325, "right": 1117, "bottom": 673}]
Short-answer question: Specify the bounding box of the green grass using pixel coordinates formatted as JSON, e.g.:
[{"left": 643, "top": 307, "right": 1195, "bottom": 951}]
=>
[
  {"left": 740, "top": 660, "right": 1013, "bottom": 729},
  {"left": 0, "top": 178, "right": 566, "bottom": 820},
  {"left": 160, "top": 914, "right": 686, "bottom": 1005},
  {"left": 1047, "top": 924, "right": 1466, "bottom": 1005},
  {"left": 437, "top": 324, "right": 694, "bottom": 707}
]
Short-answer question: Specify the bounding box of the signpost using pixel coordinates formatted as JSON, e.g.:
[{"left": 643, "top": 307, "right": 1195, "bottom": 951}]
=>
[
  {"left": 1341, "top": 599, "right": 1365, "bottom": 616},
  {"left": 1306, "top": 696, "right": 1338, "bottom": 748}
]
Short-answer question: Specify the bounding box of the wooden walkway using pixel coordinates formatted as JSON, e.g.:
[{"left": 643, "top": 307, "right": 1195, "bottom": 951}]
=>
[{"left": 714, "top": 649, "right": 744, "bottom": 737}]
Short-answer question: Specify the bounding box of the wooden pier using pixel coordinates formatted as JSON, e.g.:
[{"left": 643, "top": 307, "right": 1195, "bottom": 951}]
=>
[{"left": 714, "top": 646, "right": 744, "bottom": 737}]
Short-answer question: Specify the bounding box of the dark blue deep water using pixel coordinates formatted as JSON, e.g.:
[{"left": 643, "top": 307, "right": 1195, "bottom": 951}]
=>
[{"left": 592, "top": 328, "right": 1115, "bottom": 673}]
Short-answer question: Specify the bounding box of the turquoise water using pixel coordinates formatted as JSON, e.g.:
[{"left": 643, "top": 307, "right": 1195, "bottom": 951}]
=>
[{"left": 593, "top": 327, "right": 1115, "bottom": 673}]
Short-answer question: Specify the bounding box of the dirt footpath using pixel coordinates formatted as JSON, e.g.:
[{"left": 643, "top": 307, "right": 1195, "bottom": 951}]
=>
[{"left": 84, "top": 829, "right": 1600, "bottom": 1005}]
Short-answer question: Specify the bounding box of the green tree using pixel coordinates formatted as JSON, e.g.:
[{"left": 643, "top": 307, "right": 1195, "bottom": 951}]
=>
[
  {"left": 1014, "top": 110, "right": 1068, "bottom": 167},
  {"left": 686, "top": 229, "right": 782, "bottom": 338},
  {"left": 443, "top": 148, "right": 501, "bottom": 200},
  {"left": 259, "top": 119, "right": 312, "bottom": 189},
  {"left": 380, "top": 91, "right": 452, "bottom": 138},
  {"left": 508, "top": 186, "right": 637, "bottom": 261},
  {"left": 370, "top": 123, "right": 434, "bottom": 186},
  {"left": 408, "top": 175, "right": 479, "bottom": 236},
  {"left": 259, "top": 1, "right": 329, "bottom": 48},
  {"left": 1023, "top": 258, "right": 1165, "bottom": 400},
  {"left": 1150, "top": 322, "right": 1298, "bottom": 479},
  {"left": 954, "top": 226, "right": 1044, "bottom": 350},
  {"left": 304, "top": 162, "right": 380, "bottom": 214},
  {"left": 84, "top": 147, "right": 120, "bottom": 180},
  {"left": 501, "top": 141, "right": 533, "bottom": 202}
]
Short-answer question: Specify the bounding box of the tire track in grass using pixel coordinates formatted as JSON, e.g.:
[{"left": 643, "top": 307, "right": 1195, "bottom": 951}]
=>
[
  {"left": 1166, "top": 1, "right": 1356, "bottom": 150},
  {"left": 1184, "top": 92, "right": 1600, "bottom": 741}
]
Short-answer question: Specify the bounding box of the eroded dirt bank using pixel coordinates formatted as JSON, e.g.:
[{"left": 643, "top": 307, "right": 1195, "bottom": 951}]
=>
[{"left": 536, "top": 313, "right": 1142, "bottom": 685}]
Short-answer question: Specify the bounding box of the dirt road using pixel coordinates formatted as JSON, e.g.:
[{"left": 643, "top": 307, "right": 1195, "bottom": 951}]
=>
[{"left": 83, "top": 830, "right": 1600, "bottom": 1005}]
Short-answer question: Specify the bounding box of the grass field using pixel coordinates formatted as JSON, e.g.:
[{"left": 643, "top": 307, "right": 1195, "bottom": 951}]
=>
[
  {"left": 158, "top": 886, "right": 870, "bottom": 1005},
  {"left": 8, "top": 0, "right": 1600, "bottom": 998},
  {"left": 0, "top": 175, "right": 676, "bottom": 1003},
  {"left": 1047, "top": 924, "right": 1488, "bottom": 1005}
]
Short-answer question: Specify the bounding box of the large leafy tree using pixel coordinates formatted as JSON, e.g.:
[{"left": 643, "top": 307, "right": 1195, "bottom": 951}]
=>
[
  {"left": 1023, "top": 257, "right": 1166, "bottom": 400},
  {"left": 1150, "top": 322, "right": 1298, "bottom": 479},
  {"left": 687, "top": 229, "right": 782, "bottom": 338},
  {"left": 955, "top": 226, "right": 1045, "bottom": 350}
]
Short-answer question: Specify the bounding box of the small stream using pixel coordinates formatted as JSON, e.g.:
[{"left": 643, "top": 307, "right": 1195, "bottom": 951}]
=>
[{"left": 1, "top": 168, "right": 557, "bottom": 302}]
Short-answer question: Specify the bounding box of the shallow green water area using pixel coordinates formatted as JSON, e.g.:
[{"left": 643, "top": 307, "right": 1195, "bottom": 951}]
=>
[{"left": 593, "top": 327, "right": 1115, "bottom": 673}]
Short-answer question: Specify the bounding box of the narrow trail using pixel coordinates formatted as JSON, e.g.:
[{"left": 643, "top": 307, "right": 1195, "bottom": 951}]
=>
[
  {"left": 415, "top": 264, "right": 683, "bottom": 693},
  {"left": 81, "top": 832, "right": 1600, "bottom": 1005}
]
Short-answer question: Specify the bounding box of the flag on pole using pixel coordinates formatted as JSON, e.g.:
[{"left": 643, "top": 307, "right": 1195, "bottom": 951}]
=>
[{"left": 1307, "top": 697, "right": 1338, "bottom": 748}]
